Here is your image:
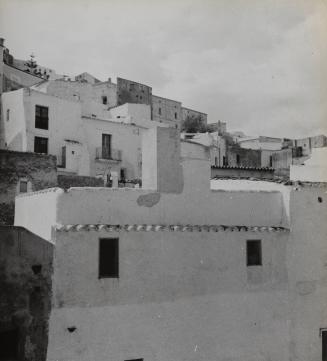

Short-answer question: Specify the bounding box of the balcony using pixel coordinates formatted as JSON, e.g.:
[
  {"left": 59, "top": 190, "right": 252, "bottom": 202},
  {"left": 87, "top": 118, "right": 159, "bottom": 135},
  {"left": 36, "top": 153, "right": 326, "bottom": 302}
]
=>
[{"left": 95, "top": 147, "right": 122, "bottom": 161}]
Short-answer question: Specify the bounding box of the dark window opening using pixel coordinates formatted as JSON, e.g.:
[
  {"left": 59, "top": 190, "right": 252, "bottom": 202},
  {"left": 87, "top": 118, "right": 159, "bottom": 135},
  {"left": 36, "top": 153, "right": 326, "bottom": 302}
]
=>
[
  {"left": 158, "top": 107, "right": 161, "bottom": 115},
  {"left": 102, "top": 134, "right": 112, "bottom": 159},
  {"left": 31, "top": 264, "right": 42, "bottom": 275},
  {"left": 34, "top": 137, "right": 48, "bottom": 154},
  {"left": 0, "top": 329, "right": 19, "bottom": 360},
  {"left": 19, "top": 180, "right": 28, "bottom": 193},
  {"left": 318, "top": 197, "right": 323, "bottom": 203},
  {"left": 99, "top": 238, "right": 119, "bottom": 278},
  {"left": 214, "top": 157, "right": 218, "bottom": 166},
  {"left": 223, "top": 156, "right": 227, "bottom": 166},
  {"left": 247, "top": 240, "right": 262, "bottom": 266},
  {"left": 236, "top": 154, "right": 240, "bottom": 165},
  {"left": 269, "top": 156, "right": 273, "bottom": 167},
  {"left": 120, "top": 168, "right": 126, "bottom": 181},
  {"left": 174, "top": 112, "right": 177, "bottom": 119},
  {"left": 35, "top": 105, "right": 49, "bottom": 129},
  {"left": 323, "top": 330, "right": 327, "bottom": 361},
  {"left": 6, "top": 109, "right": 10, "bottom": 122},
  {"left": 102, "top": 96, "right": 107, "bottom": 105}
]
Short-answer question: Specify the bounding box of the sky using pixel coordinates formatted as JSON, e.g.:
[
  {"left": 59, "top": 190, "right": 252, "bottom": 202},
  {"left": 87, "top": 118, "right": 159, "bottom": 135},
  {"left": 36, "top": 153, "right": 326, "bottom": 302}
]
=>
[{"left": 0, "top": 0, "right": 327, "bottom": 138}]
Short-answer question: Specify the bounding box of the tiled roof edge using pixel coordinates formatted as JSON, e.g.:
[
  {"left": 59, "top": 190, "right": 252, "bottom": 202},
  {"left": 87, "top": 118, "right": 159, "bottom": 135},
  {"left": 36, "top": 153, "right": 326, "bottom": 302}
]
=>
[
  {"left": 211, "top": 165, "right": 274, "bottom": 171},
  {"left": 55, "top": 224, "right": 289, "bottom": 233}
]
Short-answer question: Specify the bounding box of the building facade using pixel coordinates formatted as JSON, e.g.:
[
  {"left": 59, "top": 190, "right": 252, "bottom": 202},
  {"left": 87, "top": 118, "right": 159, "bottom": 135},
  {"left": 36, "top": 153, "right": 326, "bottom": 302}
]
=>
[
  {"left": 152, "top": 95, "right": 182, "bottom": 128},
  {"left": 0, "top": 87, "right": 160, "bottom": 182},
  {"left": 12, "top": 127, "right": 327, "bottom": 361}
]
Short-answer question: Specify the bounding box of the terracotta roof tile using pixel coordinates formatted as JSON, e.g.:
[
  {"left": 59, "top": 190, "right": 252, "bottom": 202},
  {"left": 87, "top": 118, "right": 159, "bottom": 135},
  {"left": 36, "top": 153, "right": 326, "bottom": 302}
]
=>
[{"left": 55, "top": 224, "right": 289, "bottom": 233}]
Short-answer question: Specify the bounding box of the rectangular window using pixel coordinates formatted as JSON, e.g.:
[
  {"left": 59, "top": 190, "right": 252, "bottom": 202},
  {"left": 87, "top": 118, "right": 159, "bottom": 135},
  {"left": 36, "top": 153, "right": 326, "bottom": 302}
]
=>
[
  {"left": 246, "top": 240, "right": 262, "bottom": 266},
  {"left": 236, "top": 154, "right": 240, "bottom": 165},
  {"left": 19, "top": 180, "right": 28, "bottom": 193},
  {"left": 34, "top": 137, "right": 48, "bottom": 154},
  {"left": 99, "top": 238, "right": 119, "bottom": 278},
  {"left": 323, "top": 330, "right": 327, "bottom": 361},
  {"left": 158, "top": 107, "right": 161, "bottom": 115},
  {"left": 174, "top": 112, "right": 177, "bottom": 119},
  {"left": 35, "top": 105, "right": 49, "bottom": 130},
  {"left": 6, "top": 109, "right": 10, "bottom": 121},
  {"left": 102, "top": 96, "right": 107, "bottom": 105},
  {"left": 102, "top": 134, "right": 112, "bottom": 159}
]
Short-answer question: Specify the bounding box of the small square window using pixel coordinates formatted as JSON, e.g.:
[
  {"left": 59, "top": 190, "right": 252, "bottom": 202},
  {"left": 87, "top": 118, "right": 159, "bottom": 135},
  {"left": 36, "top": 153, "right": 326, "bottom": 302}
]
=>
[
  {"left": 19, "top": 180, "right": 28, "bottom": 193},
  {"left": 99, "top": 238, "right": 119, "bottom": 278},
  {"left": 246, "top": 240, "right": 262, "bottom": 266}
]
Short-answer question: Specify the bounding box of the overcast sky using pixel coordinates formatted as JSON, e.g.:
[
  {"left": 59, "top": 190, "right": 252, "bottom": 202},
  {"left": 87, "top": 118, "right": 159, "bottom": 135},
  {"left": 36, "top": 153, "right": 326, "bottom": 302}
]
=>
[{"left": 1, "top": 0, "right": 326, "bottom": 138}]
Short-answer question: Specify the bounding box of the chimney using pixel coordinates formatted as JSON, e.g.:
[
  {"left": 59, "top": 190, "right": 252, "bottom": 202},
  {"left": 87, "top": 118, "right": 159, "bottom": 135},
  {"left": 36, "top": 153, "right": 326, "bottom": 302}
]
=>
[
  {"left": 0, "top": 38, "right": 5, "bottom": 47},
  {"left": 142, "top": 127, "right": 183, "bottom": 193}
]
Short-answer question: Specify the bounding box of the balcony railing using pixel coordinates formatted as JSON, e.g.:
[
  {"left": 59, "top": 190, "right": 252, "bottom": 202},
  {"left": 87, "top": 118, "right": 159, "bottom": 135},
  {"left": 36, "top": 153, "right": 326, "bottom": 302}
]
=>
[{"left": 96, "top": 147, "right": 122, "bottom": 161}]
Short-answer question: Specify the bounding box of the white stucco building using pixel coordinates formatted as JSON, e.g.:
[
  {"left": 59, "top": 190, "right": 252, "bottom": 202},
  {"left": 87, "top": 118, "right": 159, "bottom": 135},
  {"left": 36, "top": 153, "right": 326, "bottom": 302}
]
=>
[
  {"left": 13, "top": 127, "right": 327, "bottom": 361},
  {"left": 0, "top": 86, "right": 167, "bottom": 181}
]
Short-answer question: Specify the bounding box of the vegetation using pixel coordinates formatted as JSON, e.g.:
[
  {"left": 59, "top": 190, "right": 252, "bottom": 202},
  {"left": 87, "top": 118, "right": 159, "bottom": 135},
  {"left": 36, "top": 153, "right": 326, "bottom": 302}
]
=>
[{"left": 181, "top": 115, "right": 207, "bottom": 133}]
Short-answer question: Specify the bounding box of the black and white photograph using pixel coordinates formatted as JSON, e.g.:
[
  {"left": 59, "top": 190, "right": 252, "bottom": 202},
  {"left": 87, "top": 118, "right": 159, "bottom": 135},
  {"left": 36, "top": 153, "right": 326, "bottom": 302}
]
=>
[{"left": 0, "top": 0, "right": 326, "bottom": 360}]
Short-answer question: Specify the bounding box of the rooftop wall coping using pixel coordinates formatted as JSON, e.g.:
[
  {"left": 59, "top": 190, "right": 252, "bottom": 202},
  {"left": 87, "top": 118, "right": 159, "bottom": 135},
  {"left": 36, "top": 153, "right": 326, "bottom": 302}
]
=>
[
  {"left": 211, "top": 165, "right": 274, "bottom": 171},
  {"left": 15, "top": 187, "right": 64, "bottom": 198},
  {"left": 55, "top": 224, "right": 289, "bottom": 233},
  {"left": 212, "top": 177, "right": 327, "bottom": 187}
]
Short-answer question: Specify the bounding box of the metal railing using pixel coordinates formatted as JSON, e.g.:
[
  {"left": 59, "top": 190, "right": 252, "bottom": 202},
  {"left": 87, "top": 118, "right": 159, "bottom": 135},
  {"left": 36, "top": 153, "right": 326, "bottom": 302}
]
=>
[{"left": 95, "top": 147, "right": 122, "bottom": 161}]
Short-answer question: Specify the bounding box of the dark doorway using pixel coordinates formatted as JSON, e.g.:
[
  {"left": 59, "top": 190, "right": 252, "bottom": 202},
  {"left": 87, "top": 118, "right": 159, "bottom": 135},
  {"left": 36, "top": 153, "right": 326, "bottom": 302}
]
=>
[
  {"left": 0, "top": 329, "right": 19, "bottom": 360},
  {"left": 323, "top": 330, "right": 327, "bottom": 361},
  {"left": 102, "top": 134, "right": 112, "bottom": 159}
]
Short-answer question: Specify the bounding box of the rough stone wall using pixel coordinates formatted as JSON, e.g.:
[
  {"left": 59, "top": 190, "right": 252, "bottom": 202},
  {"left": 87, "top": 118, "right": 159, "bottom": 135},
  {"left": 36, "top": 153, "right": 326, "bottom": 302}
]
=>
[
  {"left": 227, "top": 145, "right": 262, "bottom": 168},
  {"left": 211, "top": 166, "right": 274, "bottom": 180},
  {"left": 152, "top": 95, "right": 182, "bottom": 127},
  {"left": 181, "top": 107, "right": 207, "bottom": 126},
  {"left": 0, "top": 150, "right": 57, "bottom": 225},
  {"left": 116, "top": 77, "right": 152, "bottom": 107},
  {"left": 58, "top": 174, "right": 104, "bottom": 189},
  {"left": 0, "top": 226, "right": 53, "bottom": 361}
]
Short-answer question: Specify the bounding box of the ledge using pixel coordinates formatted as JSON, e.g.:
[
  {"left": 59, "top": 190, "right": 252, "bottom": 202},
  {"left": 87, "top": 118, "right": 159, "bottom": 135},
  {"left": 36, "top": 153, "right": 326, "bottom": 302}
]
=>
[{"left": 55, "top": 224, "right": 289, "bottom": 233}]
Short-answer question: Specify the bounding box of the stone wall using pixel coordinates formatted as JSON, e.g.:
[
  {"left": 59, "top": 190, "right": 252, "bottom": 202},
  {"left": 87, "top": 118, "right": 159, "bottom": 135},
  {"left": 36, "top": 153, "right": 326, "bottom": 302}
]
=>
[
  {"left": 0, "top": 226, "right": 53, "bottom": 361},
  {"left": 117, "top": 77, "right": 152, "bottom": 107},
  {"left": 58, "top": 174, "right": 104, "bottom": 189},
  {"left": 152, "top": 95, "right": 182, "bottom": 127},
  {"left": 227, "top": 145, "right": 262, "bottom": 167},
  {"left": 211, "top": 166, "right": 274, "bottom": 180},
  {"left": 0, "top": 150, "right": 57, "bottom": 225}
]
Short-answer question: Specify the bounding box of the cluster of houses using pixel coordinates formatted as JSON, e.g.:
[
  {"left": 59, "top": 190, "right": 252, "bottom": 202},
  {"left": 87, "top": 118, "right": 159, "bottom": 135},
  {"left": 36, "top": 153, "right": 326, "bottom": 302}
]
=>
[{"left": 0, "top": 38, "right": 327, "bottom": 361}]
